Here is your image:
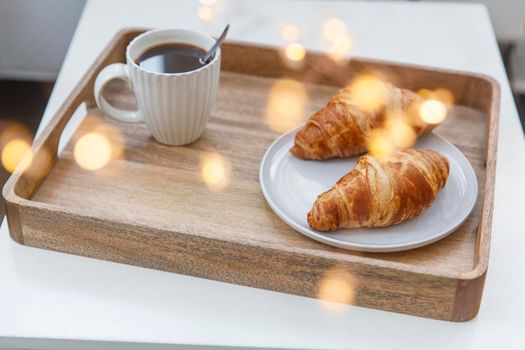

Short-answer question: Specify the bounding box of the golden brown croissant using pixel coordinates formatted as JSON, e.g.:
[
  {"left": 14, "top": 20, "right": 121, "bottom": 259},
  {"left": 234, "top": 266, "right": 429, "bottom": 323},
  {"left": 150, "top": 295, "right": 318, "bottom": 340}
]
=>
[
  {"left": 307, "top": 149, "right": 449, "bottom": 231},
  {"left": 290, "top": 81, "right": 433, "bottom": 160}
]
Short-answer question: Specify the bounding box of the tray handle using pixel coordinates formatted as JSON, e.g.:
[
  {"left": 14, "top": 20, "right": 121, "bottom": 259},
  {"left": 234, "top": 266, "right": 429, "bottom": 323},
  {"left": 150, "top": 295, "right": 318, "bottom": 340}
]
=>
[{"left": 2, "top": 28, "right": 141, "bottom": 202}]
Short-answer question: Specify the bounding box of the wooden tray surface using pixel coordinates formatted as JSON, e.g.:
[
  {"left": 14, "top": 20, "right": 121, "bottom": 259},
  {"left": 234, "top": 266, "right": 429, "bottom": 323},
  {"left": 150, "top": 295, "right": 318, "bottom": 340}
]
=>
[{"left": 3, "top": 28, "right": 499, "bottom": 321}]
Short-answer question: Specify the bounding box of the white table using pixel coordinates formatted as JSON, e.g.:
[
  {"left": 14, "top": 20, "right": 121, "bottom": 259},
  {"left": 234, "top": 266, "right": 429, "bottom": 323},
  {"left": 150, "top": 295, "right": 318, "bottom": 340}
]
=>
[{"left": 2, "top": 1, "right": 525, "bottom": 349}]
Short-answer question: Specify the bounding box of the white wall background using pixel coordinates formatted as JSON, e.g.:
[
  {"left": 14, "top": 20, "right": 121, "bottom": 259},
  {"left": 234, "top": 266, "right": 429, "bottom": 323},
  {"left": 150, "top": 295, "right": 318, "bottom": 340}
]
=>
[
  {"left": 0, "top": 0, "right": 86, "bottom": 81},
  {"left": 0, "top": 0, "right": 523, "bottom": 85},
  {"left": 424, "top": 0, "right": 525, "bottom": 41},
  {"left": 423, "top": 0, "right": 525, "bottom": 93}
]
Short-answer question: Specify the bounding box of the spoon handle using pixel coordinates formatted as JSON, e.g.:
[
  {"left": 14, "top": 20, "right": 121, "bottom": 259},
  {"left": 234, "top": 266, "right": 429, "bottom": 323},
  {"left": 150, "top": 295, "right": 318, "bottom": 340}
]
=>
[{"left": 201, "top": 24, "right": 230, "bottom": 64}]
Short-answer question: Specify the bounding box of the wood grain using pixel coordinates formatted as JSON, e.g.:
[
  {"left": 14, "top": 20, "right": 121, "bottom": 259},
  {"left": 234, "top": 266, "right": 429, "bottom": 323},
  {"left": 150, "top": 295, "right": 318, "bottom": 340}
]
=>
[{"left": 2, "top": 28, "right": 500, "bottom": 321}]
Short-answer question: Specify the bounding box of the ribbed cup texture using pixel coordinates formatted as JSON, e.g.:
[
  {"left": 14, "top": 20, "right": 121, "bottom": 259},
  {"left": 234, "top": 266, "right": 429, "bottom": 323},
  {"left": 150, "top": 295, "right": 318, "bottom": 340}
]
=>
[{"left": 131, "top": 56, "right": 220, "bottom": 145}]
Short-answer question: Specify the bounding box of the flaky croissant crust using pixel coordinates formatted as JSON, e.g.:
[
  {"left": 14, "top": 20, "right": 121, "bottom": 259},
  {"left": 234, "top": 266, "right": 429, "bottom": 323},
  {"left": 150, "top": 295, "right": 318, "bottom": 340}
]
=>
[
  {"left": 290, "top": 82, "right": 433, "bottom": 160},
  {"left": 307, "top": 149, "right": 450, "bottom": 231}
]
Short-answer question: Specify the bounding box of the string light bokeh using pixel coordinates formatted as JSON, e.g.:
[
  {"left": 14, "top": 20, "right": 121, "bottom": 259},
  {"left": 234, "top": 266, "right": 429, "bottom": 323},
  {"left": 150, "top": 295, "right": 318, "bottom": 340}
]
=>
[
  {"left": 341, "top": 76, "right": 455, "bottom": 158},
  {"left": 71, "top": 114, "right": 125, "bottom": 173},
  {"left": 331, "top": 35, "right": 353, "bottom": 57},
  {"left": 419, "top": 99, "right": 447, "bottom": 124},
  {"left": 323, "top": 18, "right": 347, "bottom": 42},
  {"left": 198, "top": 6, "right": 215, "bottom": 21},
  {"left": 284, "top": 42, "right": 306, "bottom": 62},
  {"left": 385, "top": 117, "right": 417, "bottom": 148},
  {"left": 321, "top": 17, "right": 354, "bottom": 62},
  {"left": 0, "top": 122, "right": 33, "bottom": 174},
  {"left": 417, "top": 88, "right": 454, "bottom": 125},
  {"left": 200, "top": 152, "right": 232, "bottom": 192},
  {"left": 348, "top": 74, "right": 386, "bottom": 113},
  {"left": 266, "top": 79, "right": 308, "bottom": 133},
  {"left": 1, "top": 138, "right": 32, "bottom": 173},
  {"left": 197, "top": 0, "right": 227, "bottom": 22},
  {"left": 74, "top": 132, "right": 112, "bottom": 171},
  {"left": 317, "top": 267, "right": 356, "bottom": 312},
  {"left": 366, "top": 128, "right": 395, "bottom": 159},
  {"left": 199, "top": 0, "right": 217, "bottom": 5},
  {"left": 281, "top": 24, "right": 300, "bottom": 42}
]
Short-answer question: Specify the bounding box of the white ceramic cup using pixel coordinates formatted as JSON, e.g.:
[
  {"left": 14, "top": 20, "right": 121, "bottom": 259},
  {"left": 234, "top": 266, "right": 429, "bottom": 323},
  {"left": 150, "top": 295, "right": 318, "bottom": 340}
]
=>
[{"left": 94, "top": 29, "right": 221, "bottom": 145}]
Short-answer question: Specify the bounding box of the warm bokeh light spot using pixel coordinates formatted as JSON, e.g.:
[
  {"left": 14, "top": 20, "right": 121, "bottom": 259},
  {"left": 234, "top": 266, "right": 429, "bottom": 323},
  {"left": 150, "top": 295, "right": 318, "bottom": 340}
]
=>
[
  {"left": 433, "top": 88, "right": 455, "bottom": 106},
  {"left": 333, "top": 35, "right": 353, "bottom": 54},
  {"left": 416, "top": 88, "right": 433, "bottom": 100},
  {"left": 385, "top": 117, "right": 417, "bottom": 148},
  {"left": 349, "top": 75, "right": 386, "bottom": 112},
  {"left": 419, "top": 99, "right": 447, "bottom": 124},
  {"left": 74, "top": 132, "right": 112, "bottom": 170},
  {"left": 197, "top": 6, "right": 214, "bottom": 20},
  {"left": 1, "top": 139, "right": 32, "bottom": 173},
  {"left": 366, "top": 128, "right": 394, "bottom": 159},
  {"left": 417, "top": 88, "right": 454, "bottom": 106},
  {"left": 284, "top": 42, "right": 306, "bottom": 61},
  {"left": 266, "top": 79, "right": 308, "bottom": 132},
  {"left": 199, "top": 0, "right": 217, "bottom": 5},
  {"left": 329, "top": 35, "right": 353, "bottom": 62},
  {"left": 281, "top": 24, "right": 300, "bottom": 42},
  {"left": 317, "top": 268, "right": 356, "bottom": 312},
  {"left": 201, "top": 153, "right": 231, "bottom": 192},
  {"left": 323, "top": 18, "right": 347, "bottom": 42}
]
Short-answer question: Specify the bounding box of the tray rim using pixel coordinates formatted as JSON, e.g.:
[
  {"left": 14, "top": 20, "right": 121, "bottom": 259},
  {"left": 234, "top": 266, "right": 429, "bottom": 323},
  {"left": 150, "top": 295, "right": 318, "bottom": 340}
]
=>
[{"left": 2, "top": 27, "right": 500, "bottom": 284}]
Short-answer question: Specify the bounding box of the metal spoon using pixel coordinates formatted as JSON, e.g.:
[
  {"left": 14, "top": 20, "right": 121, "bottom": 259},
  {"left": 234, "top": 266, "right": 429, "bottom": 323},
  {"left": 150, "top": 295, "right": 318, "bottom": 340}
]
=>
[{"left": 200, "top": 24, "right": 230, "bottom": 65}]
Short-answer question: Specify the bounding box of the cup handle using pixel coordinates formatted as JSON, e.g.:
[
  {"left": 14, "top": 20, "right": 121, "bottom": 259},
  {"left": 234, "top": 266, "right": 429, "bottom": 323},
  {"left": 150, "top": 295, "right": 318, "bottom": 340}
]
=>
[{"left": 94, "top": 63, "right": 144, "bottom": 123}]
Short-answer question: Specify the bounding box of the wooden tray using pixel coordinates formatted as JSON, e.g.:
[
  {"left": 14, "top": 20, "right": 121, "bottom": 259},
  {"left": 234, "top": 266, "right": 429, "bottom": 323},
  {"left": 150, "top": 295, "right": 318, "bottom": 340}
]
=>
[{"left": 3, "top": 28, "right": 499, "bottom": 321}]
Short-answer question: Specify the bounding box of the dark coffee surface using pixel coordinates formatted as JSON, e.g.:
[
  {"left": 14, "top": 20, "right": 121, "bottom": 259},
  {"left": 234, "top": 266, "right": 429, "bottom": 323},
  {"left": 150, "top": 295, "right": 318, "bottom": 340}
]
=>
[{"left": 136, "top": 43, "right": 207, "bottom": 73}]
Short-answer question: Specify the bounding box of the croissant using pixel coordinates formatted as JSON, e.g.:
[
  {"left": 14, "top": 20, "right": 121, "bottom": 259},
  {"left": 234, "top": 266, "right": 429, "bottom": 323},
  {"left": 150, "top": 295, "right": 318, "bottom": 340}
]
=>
[
  {"left": 290, "top": 82, "right": 433, "bottom": 160},
  {"left": 307, "top": 149, "right": 449, "bottom": 231}
]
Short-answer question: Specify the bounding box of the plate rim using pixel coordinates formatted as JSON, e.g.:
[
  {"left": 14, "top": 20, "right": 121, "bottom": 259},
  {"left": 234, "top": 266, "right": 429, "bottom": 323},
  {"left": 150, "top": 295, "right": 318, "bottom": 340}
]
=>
[{"left": 259, "top": 124, "right": 478, "bottom": 252}]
